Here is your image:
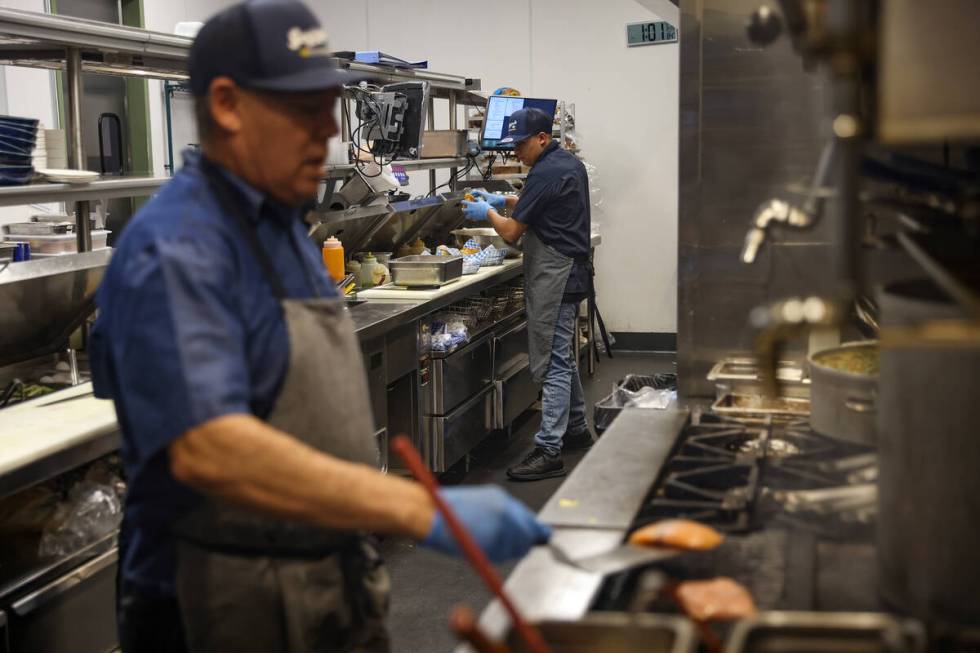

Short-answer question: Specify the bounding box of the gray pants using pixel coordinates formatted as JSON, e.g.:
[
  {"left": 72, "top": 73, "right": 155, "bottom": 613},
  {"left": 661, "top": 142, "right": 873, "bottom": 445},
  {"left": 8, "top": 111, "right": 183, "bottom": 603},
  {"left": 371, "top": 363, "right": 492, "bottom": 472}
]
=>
[{"left": 177, "top": 540, "right": 391, "bottom": 653}]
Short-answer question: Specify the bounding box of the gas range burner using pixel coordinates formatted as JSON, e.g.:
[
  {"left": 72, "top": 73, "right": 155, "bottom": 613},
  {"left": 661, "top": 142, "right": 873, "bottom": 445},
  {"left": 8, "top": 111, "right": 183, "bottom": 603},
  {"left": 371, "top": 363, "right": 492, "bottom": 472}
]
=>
[
  {"left": 679, "top": 419, "right": 842, "bottom": 463},
  {"left": 630, "top": 411, "right": 876, "bottom": 536},
  {"left": 640, "top": 460, "right": 758, "bottom": 531}
]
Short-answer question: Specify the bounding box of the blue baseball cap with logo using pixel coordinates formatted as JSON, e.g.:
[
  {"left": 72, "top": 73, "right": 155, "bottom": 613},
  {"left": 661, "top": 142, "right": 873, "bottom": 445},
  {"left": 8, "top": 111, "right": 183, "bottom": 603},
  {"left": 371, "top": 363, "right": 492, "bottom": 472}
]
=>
[
  {"left": 499, "top": 108, "right": 553, "bottom": 145},
  {"left": 188, "top": 0, "right": 368, "bottom": 97}
]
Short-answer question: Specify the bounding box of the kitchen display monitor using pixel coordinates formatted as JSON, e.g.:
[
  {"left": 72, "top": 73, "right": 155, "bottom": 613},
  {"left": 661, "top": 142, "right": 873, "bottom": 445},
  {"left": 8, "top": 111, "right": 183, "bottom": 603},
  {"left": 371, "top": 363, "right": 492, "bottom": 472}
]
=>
[{"left": 480, "top": 96, "right": 558, "bottom": 151}]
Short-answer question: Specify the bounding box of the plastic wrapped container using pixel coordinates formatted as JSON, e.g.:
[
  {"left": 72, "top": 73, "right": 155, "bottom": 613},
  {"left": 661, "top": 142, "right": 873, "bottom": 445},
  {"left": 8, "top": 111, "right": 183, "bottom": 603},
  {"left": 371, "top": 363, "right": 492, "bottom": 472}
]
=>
[
  {"left": 593, "top": 373, "right": 678, "bottom": 433},
  {"left": 3, "top": 229, "right": 109, "bottom": 254}
]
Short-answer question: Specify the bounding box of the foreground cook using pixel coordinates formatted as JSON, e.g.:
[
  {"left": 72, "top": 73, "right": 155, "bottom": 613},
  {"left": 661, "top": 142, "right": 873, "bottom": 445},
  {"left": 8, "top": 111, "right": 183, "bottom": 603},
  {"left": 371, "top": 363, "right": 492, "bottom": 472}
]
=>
[
  {"left": 91, "top": 3, "right": 549, "bottom": 652},
  {"left": 461, "top": 108, "right": 596, "bottom": 481}
]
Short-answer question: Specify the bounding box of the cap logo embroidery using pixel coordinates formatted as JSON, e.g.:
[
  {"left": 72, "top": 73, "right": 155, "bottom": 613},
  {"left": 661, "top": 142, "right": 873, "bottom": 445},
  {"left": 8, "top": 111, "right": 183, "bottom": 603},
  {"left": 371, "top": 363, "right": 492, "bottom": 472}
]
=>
[
  {"left": 287, "top": 26, "right": 329, "bottom": 58},
  {"left": 508, "top": 120, "right": 518, "bottom": 133}
]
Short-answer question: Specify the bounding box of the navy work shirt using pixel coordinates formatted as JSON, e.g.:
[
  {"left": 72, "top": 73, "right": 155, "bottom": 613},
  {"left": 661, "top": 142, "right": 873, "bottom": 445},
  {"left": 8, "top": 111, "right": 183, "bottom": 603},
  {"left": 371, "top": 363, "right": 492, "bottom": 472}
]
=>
[
  {"left": 512, "top": 140, "right": 592, "bottom": 302},
  {"left": 90, "top": 150, "right": 336, "bottom": 598}
]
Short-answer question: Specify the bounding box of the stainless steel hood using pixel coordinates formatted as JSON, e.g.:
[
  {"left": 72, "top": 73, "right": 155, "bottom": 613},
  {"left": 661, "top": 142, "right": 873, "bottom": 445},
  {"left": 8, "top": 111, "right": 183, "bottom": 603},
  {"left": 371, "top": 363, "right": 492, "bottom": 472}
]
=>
[
  {"left": 366, "top": 191, "right": 472, "bottom": 254},
  {"left": 364, "top": 196, "right": 445, "bottom": 254},
  {"left": 413, "top": 190, "right": 471, "bottom": 247},
  {"left": 309, "top": 203, "right": 393, "bottom": 257},
  {"left": 0, "top": 249, "right": 111, "bottom": 367},
  {"left": 311, "top": 192, "right": 471, "bottom": 257}
]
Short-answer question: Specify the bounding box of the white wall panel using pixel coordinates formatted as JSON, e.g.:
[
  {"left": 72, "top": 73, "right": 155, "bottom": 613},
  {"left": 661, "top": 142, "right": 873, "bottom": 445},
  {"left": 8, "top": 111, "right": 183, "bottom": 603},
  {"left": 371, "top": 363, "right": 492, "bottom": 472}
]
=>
[{"left": 530, "top": 0, "right": 679, "bottom": 333}]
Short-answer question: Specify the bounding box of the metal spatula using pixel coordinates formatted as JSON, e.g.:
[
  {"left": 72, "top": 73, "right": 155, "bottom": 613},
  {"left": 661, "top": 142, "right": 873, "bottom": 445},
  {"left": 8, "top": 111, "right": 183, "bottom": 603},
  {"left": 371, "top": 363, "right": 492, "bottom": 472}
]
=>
[{"left": 549, "top": 541, "right": 678, "bottom": 575}]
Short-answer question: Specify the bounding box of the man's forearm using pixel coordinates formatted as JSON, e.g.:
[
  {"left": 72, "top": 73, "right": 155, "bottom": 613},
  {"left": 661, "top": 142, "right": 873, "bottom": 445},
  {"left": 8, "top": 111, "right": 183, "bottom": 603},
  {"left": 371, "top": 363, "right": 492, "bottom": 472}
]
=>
[
  {"left": 487, "top": 209, "right": 525, "bottom": 244},
  {"left": 169, "top": 414, "right": 434, "bottom": 539}
]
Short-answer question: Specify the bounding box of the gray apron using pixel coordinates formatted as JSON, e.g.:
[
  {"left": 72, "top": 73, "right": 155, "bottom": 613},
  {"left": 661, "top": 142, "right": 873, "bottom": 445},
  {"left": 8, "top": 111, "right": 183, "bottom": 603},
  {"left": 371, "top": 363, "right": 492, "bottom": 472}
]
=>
[
  {"left": 522, "top": 230, "right": 575, "bottom": 383},
  {"left": 174, "top": 161, "right": 390, "bottom": 653}
]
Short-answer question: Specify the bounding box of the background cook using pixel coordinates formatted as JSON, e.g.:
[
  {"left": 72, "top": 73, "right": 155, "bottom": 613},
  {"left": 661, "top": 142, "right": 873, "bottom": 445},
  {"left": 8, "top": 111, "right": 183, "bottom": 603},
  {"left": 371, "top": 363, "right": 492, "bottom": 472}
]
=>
[{"left": 461, "top": 107, "right": 596, "bottom": 482}]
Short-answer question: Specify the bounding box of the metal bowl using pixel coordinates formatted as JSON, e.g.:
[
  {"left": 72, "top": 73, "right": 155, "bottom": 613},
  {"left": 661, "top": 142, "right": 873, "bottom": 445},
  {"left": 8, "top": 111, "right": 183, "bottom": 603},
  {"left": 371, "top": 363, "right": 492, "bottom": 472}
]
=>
[{"left": 450, "top": 228, "right": 519, "bottom": 257}]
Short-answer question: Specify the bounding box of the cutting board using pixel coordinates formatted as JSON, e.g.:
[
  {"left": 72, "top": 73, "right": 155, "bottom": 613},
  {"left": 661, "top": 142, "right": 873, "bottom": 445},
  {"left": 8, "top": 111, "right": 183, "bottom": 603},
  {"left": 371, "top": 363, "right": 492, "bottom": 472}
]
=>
[
  {"left": 0, "top": 382, "right": 118, "bottom": 477},
  {"left": 358, "top": 258, "right": 522, "bottom": 301}
]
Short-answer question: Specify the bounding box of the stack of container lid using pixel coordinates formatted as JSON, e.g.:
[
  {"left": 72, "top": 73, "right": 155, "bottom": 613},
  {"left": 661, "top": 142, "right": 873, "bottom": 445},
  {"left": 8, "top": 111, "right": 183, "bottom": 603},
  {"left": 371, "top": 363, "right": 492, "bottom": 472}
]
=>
[{"left": 0, "top": 114, "right": 39, "bottom": 185}]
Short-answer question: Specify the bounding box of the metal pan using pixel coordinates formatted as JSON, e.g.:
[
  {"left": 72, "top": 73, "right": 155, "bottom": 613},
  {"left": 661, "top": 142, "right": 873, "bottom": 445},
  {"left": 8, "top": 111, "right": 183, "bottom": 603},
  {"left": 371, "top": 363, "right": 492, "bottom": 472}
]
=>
[{"left": 807, "top": 341, "right": 877, "bottom": 445}]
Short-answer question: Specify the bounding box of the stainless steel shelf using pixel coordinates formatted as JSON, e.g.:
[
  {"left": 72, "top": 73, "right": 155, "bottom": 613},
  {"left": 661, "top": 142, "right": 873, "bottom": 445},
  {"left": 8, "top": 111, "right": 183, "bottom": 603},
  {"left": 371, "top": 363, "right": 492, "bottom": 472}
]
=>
[
  {"left": 0, "top": 176, "right": 168, "bottom": 208},
  {"left": 0, "top": 7, "right": 190, "bottom": 80},
  {"left": 0, "top": 9, "right": 493, "bottom": 91},
  {"left": 333, "top": 59, "right": 484, "bottom": 103},
  {"left": 324, "top": 157, "right": 468, "bottom": 180}
]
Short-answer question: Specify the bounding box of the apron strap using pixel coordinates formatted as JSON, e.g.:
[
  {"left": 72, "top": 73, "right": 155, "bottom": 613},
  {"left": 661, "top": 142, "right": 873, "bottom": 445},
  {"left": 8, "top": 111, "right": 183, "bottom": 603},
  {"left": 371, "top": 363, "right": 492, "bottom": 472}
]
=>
[{"left": 199, "top": 156, "right": 298, "bottom": 301}]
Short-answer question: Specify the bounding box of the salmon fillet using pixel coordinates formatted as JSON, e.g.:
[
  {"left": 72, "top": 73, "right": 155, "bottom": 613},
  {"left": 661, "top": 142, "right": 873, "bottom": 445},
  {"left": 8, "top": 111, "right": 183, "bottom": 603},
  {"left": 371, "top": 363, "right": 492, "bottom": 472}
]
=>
[{"left": 628, "top": 518, "right": 724, "bottom": 551}]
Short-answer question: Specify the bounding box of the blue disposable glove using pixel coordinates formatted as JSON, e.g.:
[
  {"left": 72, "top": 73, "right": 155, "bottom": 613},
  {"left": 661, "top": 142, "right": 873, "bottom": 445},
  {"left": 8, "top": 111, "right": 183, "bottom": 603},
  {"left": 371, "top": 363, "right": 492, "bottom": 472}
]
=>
[
  {"left": 420, "top": 486, "right": 552, "bottom": 563},
  {"left": 461, "top": 199, "right": 492, "bottom": 221},
  {"left": 473, "top": 189, "right": 506, "bottom": 209}
]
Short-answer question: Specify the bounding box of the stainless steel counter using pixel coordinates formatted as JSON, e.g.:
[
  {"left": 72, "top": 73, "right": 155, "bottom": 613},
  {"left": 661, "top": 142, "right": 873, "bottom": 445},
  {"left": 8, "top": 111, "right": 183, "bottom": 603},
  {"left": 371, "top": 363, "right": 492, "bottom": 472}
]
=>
[
  {"left": 459, "top": 408, "right": 689, "bottom": 651},
  {"left": 347, "top": 261, "right": 525, "bottom": 340},
  {"left": 347, "top": 300, "right": 425, "bottom": 342},
  {"left": 0, "top": 261, "right": 526, "bottom": 496}
]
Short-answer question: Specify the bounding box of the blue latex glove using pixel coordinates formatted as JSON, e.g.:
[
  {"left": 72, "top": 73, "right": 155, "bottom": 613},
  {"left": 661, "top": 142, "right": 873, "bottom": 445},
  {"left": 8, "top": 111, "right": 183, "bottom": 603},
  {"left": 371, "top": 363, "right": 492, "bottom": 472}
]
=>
[
  {"left": 473, "top": 189, "right": 506, "bottom": 209},
  {"left": 421, "top": 486, "right": 552, "bottom": 563},
  {"left": 461, "top": 199, "right": 492, "bottom": 221}
]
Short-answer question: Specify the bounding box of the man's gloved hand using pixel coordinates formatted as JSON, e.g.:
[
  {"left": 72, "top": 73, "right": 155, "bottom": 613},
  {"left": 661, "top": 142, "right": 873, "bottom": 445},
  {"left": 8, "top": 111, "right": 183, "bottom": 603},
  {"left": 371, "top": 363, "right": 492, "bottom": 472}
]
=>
[
  {"left": 473, "top": 189, "right": 506, "bottom": 209},
  {"left": 420, "top": 485, "right": 552, "bottom": 563},
  {"left": 461, "top": 199, "right": 492, "bottom": 221}
]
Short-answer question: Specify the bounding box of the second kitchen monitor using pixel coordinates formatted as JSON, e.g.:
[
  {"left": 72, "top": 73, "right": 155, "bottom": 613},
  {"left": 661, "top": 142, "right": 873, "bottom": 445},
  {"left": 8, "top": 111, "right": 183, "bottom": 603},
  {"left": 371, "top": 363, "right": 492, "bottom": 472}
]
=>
[{"left": 480, "top": 96, "right": 558, "bottom": 151}]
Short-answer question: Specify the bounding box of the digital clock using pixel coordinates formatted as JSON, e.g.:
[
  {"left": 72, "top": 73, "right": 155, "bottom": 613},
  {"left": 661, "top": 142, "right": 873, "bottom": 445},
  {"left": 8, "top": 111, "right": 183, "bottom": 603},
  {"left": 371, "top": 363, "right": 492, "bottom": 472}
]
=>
[{"left": 626, "top": 20, "right": 678, "bottom": 47}]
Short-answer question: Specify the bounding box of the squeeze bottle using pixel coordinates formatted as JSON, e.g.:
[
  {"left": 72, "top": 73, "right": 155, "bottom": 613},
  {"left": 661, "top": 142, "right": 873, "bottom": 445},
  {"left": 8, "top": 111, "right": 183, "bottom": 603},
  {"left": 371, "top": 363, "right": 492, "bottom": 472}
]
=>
[{"left": 322, "top": 237, "right": 345, "bottom": 282}]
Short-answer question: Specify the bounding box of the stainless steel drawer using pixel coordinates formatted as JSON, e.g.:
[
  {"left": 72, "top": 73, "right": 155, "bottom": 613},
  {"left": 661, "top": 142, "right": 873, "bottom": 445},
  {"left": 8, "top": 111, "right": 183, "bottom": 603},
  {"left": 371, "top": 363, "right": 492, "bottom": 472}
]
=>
[
  {"left": 8, "top": 549, "right": 117, "bottom": 653},
  {"left": 426, "top": 335, "right": 493, "bottom": 415},
  {"left": 490, "top": 356, "right": 538, "bottom": 430},
  {"left": 360, "top": 336, "right": 386, "bottom": 431},
  {"left": 385, "top": 321, "right": 418, "bottom": 381},
  {"left": 424, "top": 385, "right": 493, "bottom": 472},
  {"left": 493, "top": 318, "right": 528, "bottom": 377}
]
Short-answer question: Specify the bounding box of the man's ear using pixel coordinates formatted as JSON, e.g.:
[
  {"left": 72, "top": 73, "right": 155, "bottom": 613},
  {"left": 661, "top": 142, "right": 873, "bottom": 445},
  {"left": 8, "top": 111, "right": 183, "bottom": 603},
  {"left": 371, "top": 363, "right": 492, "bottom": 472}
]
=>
[{"left": 208, "top": 76, "right": 244, "bottom": 137}]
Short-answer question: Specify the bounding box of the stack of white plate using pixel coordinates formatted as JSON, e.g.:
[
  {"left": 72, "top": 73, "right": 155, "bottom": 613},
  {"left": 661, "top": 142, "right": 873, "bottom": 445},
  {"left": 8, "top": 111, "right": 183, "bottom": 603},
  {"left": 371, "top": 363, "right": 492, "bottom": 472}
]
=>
[
  {"left": 32, "top": 126, "right": 47, "bottom": 170},
  {"left": 44, "top": 129, "right": 67, "bottom": 169}
]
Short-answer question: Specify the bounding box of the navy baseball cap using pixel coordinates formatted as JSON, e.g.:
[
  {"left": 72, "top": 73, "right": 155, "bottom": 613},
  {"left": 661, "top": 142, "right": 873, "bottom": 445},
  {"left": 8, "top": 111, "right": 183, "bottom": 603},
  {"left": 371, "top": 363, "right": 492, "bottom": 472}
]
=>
[
  {"left": 188, "top": 0, "right": 368, "bottom": 96},
  {"left": 499, "top": 108, "right": 553, "bottom": 145}
]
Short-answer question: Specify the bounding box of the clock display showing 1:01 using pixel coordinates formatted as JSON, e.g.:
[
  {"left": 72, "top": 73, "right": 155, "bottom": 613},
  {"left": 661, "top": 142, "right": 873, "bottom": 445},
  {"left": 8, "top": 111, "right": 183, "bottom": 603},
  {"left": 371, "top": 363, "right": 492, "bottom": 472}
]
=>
[{"left": 626, "top": 20, "right": 678, "bottom": 46}]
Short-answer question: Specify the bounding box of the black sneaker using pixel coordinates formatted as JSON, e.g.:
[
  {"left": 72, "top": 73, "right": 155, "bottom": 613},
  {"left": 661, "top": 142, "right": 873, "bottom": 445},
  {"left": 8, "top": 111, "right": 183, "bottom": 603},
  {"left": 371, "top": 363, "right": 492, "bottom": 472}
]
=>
[
  {"left": 563, "top": 425, "right": 597, "bottom": 451},
  {"left": 507, "top": 447, "right": 565, "bottom": 481}
]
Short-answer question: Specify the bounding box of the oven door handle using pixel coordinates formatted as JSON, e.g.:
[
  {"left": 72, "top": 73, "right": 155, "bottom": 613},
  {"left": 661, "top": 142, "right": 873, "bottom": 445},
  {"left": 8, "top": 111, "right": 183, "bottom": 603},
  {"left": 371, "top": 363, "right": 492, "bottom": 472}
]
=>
[{"left": 11, "top": 548, "right": 117, "bottom": 616}]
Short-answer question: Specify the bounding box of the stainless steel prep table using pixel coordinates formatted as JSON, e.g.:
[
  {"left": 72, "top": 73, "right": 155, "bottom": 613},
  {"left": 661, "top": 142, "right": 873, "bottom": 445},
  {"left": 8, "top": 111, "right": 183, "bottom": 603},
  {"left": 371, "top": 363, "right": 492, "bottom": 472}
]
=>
[{"left": 345, "top": 259, "right": 523, "bottom": 340}]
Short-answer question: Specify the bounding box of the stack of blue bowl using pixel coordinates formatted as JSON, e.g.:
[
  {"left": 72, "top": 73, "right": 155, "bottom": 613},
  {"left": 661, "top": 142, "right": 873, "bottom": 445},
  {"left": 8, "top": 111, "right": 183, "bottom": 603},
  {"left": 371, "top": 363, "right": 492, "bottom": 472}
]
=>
[{"left": 0, "top": 115, "right": 40, "bottom": 186}]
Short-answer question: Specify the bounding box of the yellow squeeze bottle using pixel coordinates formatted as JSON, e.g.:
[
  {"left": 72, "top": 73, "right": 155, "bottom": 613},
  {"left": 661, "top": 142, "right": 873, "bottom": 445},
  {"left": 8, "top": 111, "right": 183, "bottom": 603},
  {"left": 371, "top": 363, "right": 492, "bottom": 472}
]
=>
[{"left": 322, "top": 237, "right": 345, "bottom": 282}]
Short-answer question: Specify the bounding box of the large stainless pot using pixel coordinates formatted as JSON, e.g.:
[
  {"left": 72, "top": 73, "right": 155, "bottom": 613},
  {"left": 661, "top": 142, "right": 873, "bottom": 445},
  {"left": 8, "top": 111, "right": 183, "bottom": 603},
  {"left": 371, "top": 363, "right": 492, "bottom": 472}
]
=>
[
  {"left": 876, "top": 278, "right": 980, "bottom": 624},
  {"left": 807, "top": 341, "right": 878, "bottom": 446}
]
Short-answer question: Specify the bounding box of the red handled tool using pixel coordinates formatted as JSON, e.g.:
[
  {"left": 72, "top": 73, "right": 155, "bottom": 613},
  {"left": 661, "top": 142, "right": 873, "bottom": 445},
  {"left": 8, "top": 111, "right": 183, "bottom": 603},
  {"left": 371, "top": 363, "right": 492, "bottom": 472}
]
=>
[
  {"left": 450, "top": 604, "right": 510, "bottom": 653},
  {"left": 392, "top": 435, "right": 551, "bottom": 653}
]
